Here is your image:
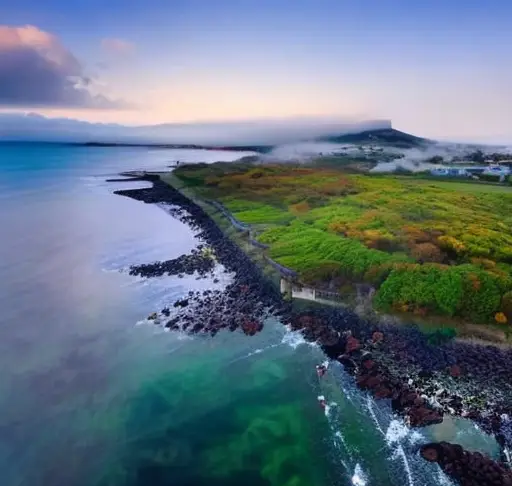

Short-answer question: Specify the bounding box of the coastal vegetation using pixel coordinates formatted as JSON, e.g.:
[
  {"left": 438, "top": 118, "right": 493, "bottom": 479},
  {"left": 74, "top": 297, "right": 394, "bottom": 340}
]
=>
[{"left": 172, "top": 163, "right": 512, "bottom": 325}]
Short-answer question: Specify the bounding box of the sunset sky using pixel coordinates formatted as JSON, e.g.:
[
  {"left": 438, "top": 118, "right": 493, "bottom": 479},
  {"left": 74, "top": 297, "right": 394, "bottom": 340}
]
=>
[{"left": 1, "top": 0, "right": 512, "bottom": 141}]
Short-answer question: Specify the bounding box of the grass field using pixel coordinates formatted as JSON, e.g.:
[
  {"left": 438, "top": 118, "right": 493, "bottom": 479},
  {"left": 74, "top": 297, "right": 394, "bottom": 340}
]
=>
[
  {"left": 409, "top": 178, "right": 512, "bottom": 194},
  {"left": 173, "top": 163, "right": 512, "bottom": 325}
]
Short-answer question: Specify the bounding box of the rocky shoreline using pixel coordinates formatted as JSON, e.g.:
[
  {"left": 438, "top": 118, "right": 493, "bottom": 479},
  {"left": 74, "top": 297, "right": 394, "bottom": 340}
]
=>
[
  {"left": 113, "top": 173, "right": 512, "bottom": 485},
  {"left": 115, "top": 175, "right": 285, "bottom": 337},
  {"left": 128, "top": 246, "right": 215, "bottom": 279},
  {"left": 420, "top": 442, "right": 512, "bottom": 486}
]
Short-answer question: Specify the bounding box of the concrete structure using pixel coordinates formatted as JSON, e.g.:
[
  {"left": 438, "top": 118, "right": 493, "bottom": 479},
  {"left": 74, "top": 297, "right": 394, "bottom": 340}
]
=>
[
  {"left": 430, "top": 164, "right": 512, "bottom": 179},
  {"left": 280, "top": 278, "right": 344, "bottom": 305},
  {"left": 483, "top": 164, "right": 511, "bottom": 177},
  {"left": 430, "top": 166, "right": 470, "bottom": 177},
  {"left": 280, "top": 278, "right": 293, "bottom": 300}
]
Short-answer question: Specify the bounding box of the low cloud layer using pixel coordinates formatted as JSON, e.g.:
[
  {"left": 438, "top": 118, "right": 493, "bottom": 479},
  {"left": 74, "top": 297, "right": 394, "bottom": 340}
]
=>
[
  {"left": 0, "top": 25, "right": 125, "bottom": 109},
  {"left": 0, "top": 113, "right": 391, "bottom": 145}
]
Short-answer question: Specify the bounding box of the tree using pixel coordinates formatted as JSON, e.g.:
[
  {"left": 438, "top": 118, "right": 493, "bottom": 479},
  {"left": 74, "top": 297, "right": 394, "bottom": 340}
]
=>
[
  {"left": 469, "top": 150, "right": 485, "bottom": 163},
  {"left": 411, "top": 242, "right": 445, "bottom": 263},
  {"left": 426, "top": 155, "right": 444, "bottom": 164}
]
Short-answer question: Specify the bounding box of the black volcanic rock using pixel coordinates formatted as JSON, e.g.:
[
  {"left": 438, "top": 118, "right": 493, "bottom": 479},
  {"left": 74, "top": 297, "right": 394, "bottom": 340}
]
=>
[
  {"left": 128, "top": 250, "right": 215, "bottom": 279},
  {"left": 420, "top": 441, "right": 512, "bottom": 486}
]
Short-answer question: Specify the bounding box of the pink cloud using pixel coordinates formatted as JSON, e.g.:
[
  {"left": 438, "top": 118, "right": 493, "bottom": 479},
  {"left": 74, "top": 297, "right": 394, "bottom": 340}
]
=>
[
  {"left": 0, "top": 24, "right": 80, "bottom": 72},
  {"left": 0, "top": 25, "right": 127, "bottom": 109}
]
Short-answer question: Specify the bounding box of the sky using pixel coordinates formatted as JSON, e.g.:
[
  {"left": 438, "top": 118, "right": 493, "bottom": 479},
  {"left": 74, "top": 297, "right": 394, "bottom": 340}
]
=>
[{"left": 1, "top": 0, "right": 512, "bottom": 142}]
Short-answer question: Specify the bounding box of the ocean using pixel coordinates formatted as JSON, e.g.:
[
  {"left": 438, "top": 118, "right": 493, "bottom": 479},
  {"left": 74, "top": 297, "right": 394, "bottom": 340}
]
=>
[{"left": 0, "top": 143, "right": 500, "bottom": 486}]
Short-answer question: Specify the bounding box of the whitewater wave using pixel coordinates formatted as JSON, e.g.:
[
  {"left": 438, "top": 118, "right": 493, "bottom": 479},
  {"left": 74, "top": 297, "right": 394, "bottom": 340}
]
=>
[
  {"left": 436, "top": 470, "right": 456, "bottom": 486},
  {"left": 324, "top": 401, "right": 337, "bottom": 418},
  {"left": 368, "top": 399, "right": 416, "bottom": 486},
  {"left": 322, "top": 373, "right": 442, "bottom": 486},
  {"left": 334, "top": 431, "right": 351, "bottom": 458},
  {"left": 227, "top": 344, "right": 281, "bottom": 365},
  {"left": 351, "top": 464, "right": 368, "bottom": 486},
  {"left": 321, "top": 387, "right": 370, "bottom": 484},
  {"left": 385, "top": 419, "right": 422, "bottom": 446},
  {"left": 281, "top": 326, "right": 318, "bottom": 349}
]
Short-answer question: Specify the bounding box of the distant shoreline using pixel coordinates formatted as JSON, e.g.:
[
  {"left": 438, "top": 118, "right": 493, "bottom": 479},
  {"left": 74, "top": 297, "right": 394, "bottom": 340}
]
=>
[
  {"left": 0, "top": 139, "right": 273, "bottom": 153},
  {"left": 81, "top": 141, "right": 273, "bottom": 152}
]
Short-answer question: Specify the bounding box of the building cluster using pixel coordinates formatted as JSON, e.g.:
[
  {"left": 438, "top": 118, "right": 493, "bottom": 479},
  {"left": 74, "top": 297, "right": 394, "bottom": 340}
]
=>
[{"left": 430, "top": 163, "right": 511, "bottom": 181}]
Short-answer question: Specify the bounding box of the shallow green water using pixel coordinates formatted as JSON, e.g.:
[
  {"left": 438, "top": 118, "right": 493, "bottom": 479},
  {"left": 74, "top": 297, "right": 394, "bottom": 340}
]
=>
[
  {"left": 85, "top": 323, "right": 339, "bottom": 486},
  {"left": 81, "top": 318, "right": 501, "bottom": 486}
]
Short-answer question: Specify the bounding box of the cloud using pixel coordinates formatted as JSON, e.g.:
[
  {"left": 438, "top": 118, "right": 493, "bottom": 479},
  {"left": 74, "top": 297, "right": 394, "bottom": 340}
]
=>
[
  {"left": 101, "top": 38, "right": 135, "bottom": 55},
  {"left": 0, "top": 25, "right": 126, "bottom": 109},
  {"left": 0, "top": 113, "right": 393, "bottom": 145}
]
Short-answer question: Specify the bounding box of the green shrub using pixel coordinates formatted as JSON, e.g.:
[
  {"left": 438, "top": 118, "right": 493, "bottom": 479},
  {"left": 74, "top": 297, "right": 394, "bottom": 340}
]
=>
[
  {"left": 375, "top": 264, "right": 503, "bottom": 322},
  {"left": 479, "top": 174, "right": 501, "bottom": 183},
  {"left": 434, "top": 268, "right": 464, "bottom": 316},
  {"left": 374, "top": 264, "right": 443, "bottom": 313},
  {"left": 302, "top": 261, "right": 345, "bottom": 283},
  {"left": 501, "top": 291, "right": 512, "bottom": 320},
  {"left": 259, "top": 222, "right": 408, "bottom": 280},
  {"left": 363, "top": 263, "right": 395, "bottom": 285},
  {"left": 456, "top": 266, "right": 502, "bottom": 322}
]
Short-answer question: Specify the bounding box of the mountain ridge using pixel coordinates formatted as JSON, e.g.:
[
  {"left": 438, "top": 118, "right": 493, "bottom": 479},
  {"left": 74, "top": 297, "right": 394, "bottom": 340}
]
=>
[{"left": 318, "top": 128, "right": 430, "bottom": 148}]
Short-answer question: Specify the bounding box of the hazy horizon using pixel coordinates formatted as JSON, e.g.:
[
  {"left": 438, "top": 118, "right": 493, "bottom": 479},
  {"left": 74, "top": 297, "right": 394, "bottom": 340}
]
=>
[{"left": 0, "top": 113, "right": 401, "bottom": 145}]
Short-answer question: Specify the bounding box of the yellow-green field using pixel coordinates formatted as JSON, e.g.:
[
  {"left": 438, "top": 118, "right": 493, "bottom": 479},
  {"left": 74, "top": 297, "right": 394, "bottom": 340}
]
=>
[{"left": 173, "top": 163, "right": 512, "bottom": 325}]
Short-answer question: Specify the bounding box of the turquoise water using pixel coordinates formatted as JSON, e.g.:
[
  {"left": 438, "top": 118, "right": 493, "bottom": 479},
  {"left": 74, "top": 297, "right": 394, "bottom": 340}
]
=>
[{"left": 0, "top": 143, "right": 500, "bottom": 486}]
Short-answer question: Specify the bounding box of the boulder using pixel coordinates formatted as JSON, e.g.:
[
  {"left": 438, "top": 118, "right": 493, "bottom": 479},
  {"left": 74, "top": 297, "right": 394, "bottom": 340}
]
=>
[
  {"left": 165, "top": 317, "right": 180, "bottom": 329},
  {"left": 420, "top": 441, "right": 512, "bottom": 486},
  {"left": 372, "top": 331, "right": 384, "bottom": 344},
  {"left": 374, "top": 386, "right": 393, "bottom": 399},
  {"left": 362, "top": 359, "right": 376, "bottom": 370},
  {"left": 346, "top": 336, "right": 361, "bottom": 354},
  {"left": 449, "top": 364, "right": 462, "bottom": 378}
]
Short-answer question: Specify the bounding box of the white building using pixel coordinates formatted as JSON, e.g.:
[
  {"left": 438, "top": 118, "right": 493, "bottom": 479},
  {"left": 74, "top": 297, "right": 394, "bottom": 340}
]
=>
[
  {"left": 483, "top": 164, "right": 511, "bottom": 177},
  {"left": 430, "top": 166, "right": 470, "bottom": 177}
]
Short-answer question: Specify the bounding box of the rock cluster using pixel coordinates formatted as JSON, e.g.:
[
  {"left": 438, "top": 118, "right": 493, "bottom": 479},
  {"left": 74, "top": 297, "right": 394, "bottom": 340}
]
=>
[
  {"left": 105, "top": 176, "right": 149, "bottom": 183},
  {"left": 365, "top": 325, "right": 512, "bottom": 448},
  {"left": 129, "top": 246, "right": 215, "bottom": 278},
  {"left": 161, "top": 285, "right": 270, "bottom": 337},
  {"left": 420, "top": 442, "right": 512, "bottom": 486},
  {"left": 288, "top": 311, "right": 443, "bottom": 427}
]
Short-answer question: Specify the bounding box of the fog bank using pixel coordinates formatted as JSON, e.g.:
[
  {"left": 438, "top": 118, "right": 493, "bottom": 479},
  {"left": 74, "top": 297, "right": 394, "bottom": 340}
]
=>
[{"left": 0, "top": 113, "right": 392, "bottom": 145}]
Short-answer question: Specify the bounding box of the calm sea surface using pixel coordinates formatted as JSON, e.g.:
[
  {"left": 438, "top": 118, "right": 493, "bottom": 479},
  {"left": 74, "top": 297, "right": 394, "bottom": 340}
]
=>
[{"left": 0, "top": 143, "right": 499, "bottom": 486}]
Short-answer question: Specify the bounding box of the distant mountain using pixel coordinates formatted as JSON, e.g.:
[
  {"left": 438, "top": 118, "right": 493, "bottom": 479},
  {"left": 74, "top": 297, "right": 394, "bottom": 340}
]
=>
[{"left": 318, "top": 128, "right": 430, "bottom": 149}]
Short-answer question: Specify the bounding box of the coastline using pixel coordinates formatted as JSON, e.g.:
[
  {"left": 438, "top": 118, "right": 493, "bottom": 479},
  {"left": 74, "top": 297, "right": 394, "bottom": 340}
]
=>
[{"left": 112, "top": 171, "right": 512, "bottom": 486}]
